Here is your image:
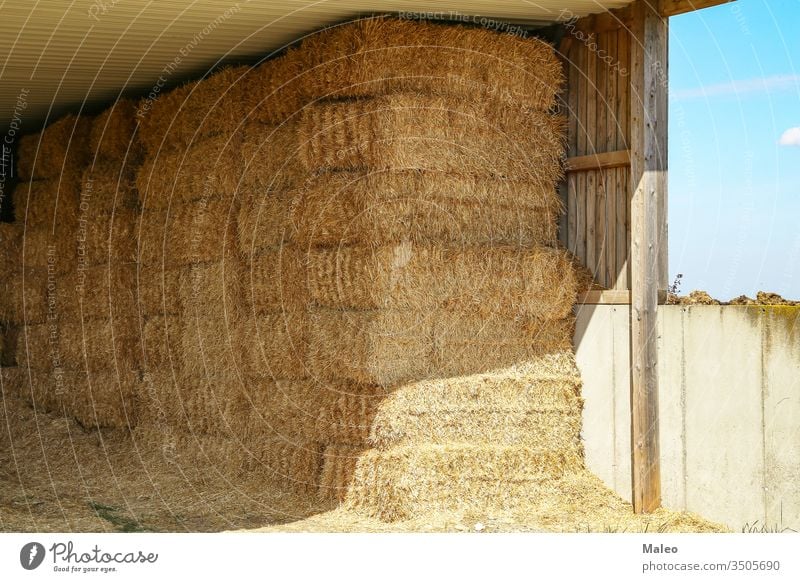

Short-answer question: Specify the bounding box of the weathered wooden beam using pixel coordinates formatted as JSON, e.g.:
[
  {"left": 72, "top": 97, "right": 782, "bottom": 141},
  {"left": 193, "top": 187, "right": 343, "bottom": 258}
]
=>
[
  {"left": 629, "top": 0, "right": 667, "bottom": 514},
  {"left": 658, "top": 0, "right": 735, "bottom": 17},
  {"left": 566, "top": 149, "right": 631, "bottom": 173},
  {"left": 566, "top": 5, "right": 632, "bottom": 34}
]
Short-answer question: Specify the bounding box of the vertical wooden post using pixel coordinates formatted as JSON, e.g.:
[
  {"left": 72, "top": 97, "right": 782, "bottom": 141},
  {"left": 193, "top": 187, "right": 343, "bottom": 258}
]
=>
[{"left": 629, "top": 0, "right": 667, "bottom": 513}]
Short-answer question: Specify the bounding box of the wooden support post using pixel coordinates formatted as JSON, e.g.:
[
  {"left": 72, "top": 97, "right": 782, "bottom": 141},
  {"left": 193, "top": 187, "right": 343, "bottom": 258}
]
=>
[{"left": 629, "top": 0, "right": 667, "bottom": 514}]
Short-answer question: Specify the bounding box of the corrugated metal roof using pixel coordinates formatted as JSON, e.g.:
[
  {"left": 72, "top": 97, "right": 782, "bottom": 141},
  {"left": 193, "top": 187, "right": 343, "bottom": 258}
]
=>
[{"left": 0, "top": 1, "right": 631, "bottom": 133}]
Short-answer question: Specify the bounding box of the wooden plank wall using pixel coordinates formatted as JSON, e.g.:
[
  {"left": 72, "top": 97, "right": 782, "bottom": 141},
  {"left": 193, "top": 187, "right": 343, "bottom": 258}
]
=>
[{"left": 559, "top": 10, "right": 632, "bottom": 290}]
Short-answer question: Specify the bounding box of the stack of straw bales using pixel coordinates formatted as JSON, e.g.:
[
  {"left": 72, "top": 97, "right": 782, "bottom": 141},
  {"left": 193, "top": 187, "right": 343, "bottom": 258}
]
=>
[
  {"left": 134, "top": 67, "right": 320, "bottom": 492},
  {"left": 2, "top": 102, "right": 145, "bottom": 430},
  {"left": 128, "top": 15, "right": 581, "bottom": 510},
  {"left": 2, "top": 16, "right": 596, "bottom": 523}
]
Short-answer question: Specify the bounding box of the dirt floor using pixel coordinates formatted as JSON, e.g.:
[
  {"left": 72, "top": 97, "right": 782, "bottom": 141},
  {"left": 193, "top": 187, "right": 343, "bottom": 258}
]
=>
[{"left": 0, "top": 394, "right": 726, "bottom": 533}]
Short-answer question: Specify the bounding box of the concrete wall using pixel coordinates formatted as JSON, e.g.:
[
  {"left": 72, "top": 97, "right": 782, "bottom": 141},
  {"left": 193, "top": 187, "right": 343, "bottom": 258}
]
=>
[{"left": 576, "top": 304, "right": 800, "bottom": 532}]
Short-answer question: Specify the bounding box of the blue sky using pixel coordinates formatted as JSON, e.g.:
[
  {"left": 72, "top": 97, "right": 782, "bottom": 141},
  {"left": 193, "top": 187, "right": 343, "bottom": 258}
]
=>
[{"left": 668, "top": 0, "right": 800, "bottom": 300}]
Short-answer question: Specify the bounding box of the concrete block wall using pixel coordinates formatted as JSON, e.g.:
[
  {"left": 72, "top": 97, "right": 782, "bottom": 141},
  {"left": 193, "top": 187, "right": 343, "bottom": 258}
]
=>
[{"left": 576, "top": 304, "right": 800, "bottom": 531}]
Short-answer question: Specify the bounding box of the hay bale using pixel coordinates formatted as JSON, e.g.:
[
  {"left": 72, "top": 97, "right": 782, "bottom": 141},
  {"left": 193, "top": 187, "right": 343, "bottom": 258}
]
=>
[
  {"left": 3, "top": 367, "right": 139, "bottom": 429},
  {"left": 241, "top": 49, "right": 310, "bottom": 124},
  {"left": 80, "top": 208, "right": 138, "bottom": 266},
  {"left": 16, "top": 114, "right": 92, "bottom": 180},
  {"left": 17, "top": 318, "right": 140, "bottom": 373},
  {"left": 309, "top": 309, "right": 575, "bottom": 386},
  {"left": 239, "top": 120, "right": 304, "bottom": 191},
  {"left": 299, "top": 94, "right": 565, "bottom": 180},
  {"left": 346, "top": 444, "right": 582, "bottom": 521},
  {"left": 137, "top": 66, "right": 251, "bottom": 155},
  {"left": 307, "top": 309, "right": 433, "bottom": 386},
  {"left": 17, "top": 179, "right": 80, "bottom": 229},
  {"left": 1, "top": 322, "right": 20, "bottom": 366},
  {"left": 136, "top": 265, "right": 184, "bottom": 317},
  {"left": 306, "top": 244, "right": 577, "bottom": 320},
  {"left": 236, "top": 188, "right": 293, "bottom": 256},
  {"left": 136, "top": 133, "right": 244, "bottom": 210},
  {"left": 368, "top": 356, "right": 583, "bottom": 451},
  {"left": 0, "top": 223, "right": 22, "bottom": 282},
  {"left": 251, "top": 436, "right": 323, "bottom": 494},
  {"left": 57, "top": 264, "right": 138, "bottom": 322},
  {"left": 245, "top": 248, "right": 308, "bottom": 313},
  {"left": 431, "top": 313, "right": 576, "bottom": 378},
  {"left": 247, "top": 379, "right": 389, "bottom": 446},
  {"left": 89, "top": 99, "right": 142, "bottom": 162},
  {"left": 131, "top": 426, "right": 321, "bottom": 492},
  {"left": 139, "top": 371, "right": 248, "bottom": 437},
  {"left": 81, "top": 159, "right": 140, "bottom": 211},
  {"left": 180, "top": 259, "right": 243, "bottom": 317},
  {"left": 233, "top": 313, "right": 308, "bottom": 379},
  {"left": 318, "top": 444, "right": 365, "bottom": 502},
  {"left": 180, "top": 314, "right": 239, "bottom": 378},
  {"left": 140, "top": 316, "right": 182, "bottom": 372},
  {"left": 296, "top": 16, "right": 562, "bottom": 113},
  {"left": 20, "top": 224, "right": 75, "bottom": 272},
  {"left": 290, "top": 171, "right": 560, "bottom": 247},
  {"left": 137, "top": 197, "right": 237, "bottom": 266},
  {"left": 0, "top": 268, "right": 49, "bottom": 325}
]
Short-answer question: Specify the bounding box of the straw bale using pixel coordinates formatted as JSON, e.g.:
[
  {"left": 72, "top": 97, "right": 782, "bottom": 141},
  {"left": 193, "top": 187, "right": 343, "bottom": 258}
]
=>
[
  {"left": 309, "top": 308, "right": 575, "bottom": 386},
  {"left": 252, "top": 437, "right": 323, "bottom": 494},
  {"left": 248, "top": 379, "right": 389, "bottom": 445},
  {"left": 307, "top": 244, "right": 577, "bottom": 320},
  {"left": 232, "top": 313, "right": 308, "bottom": 379},
  {"left": 130, "top": 425, "right": 321, "bottom": 492},
  {"left": 319, "top": 444, "right": 365, "bottom": 502},
  {"left": 16, "top": 318, "right": 140, "bottom": 373},
  {"left": 136, "top": 133, "right": 244, "bottom": 210},
  {"left": 139, "top": 371, "right": 249, "bottom": 437},
  {"left": 346, "top": 443, "right": 582, "bottom": 521},
  {"left": 137, "top": 197, "right": 237, "bottom": 266},
  {"left": 17, "top": 114, "right": 92, "bottom": 180},
  {"left": 241, "top": 49, "right": 311, "bottom": 124},
  {"left": 20, "top": 224, "right": 75, "bottom": 272},
  {"left": 181, "top": 313, "right": 239, "bottom": 379},
  {"left": 56, "top": 264, "right": 138, "bottom": 321},
  {"left": 89, "top": 98, "right": 142, "bottom": 162},
  {"left": 431, "top": 313, "right": 575, "bottom": 378},
  {"left": 138, "top": 66, "right": 252, "bottom": 155},
  {"left": 3, "top": 367, "right": 139, "bottom": 429},
  {"left": 290, "top": 171, "right": 559, "bottom": 247},
  {"left": 180, "top": 313, "right": 312, "bottom": 381},
  {"left": 236, "top": 188, "right": 294, "bottom": 255},
  {"left": 296, "top": 16, "right": 562, "bottom": 112},
  {"left": 81, "top": 159, "right": 140, "bottom": 211},
  {"left": 307, "top": 309, "right": 434, "bottom": 386},
  {"left": 245, "top": 248, "right": 308, "bottom": 313},
  {"left": 17, "top": 179, "right": 80, "bottom": 229},
  {"left": 136, "top": 265, "right": 185, "bottom": 317},
  {"left": 0, "top": 223, "right": 22, "bottom": 283},
  {"left": 140, "top": 316, "right": 182, "bottom": 372},
  {"left": 180, "top": 259, "right": 243, "bottom": 318},
  {"left": 299, "top": 94, "right": 565, "bottom": 180},
  {"left": 0, "top": 268, "right": 49, "bottom": 325},
  {"left": 80, "top": 208, "right": 138, "bottom": 266},
  {"left": 1, "top": 322, "right": 20, "bottom": 366},
  {"left": 239, "top": 120, "right": 305, "bottom": 192},
  {"left": 368, "top": 357, "right": 583, "bottom": 451}
]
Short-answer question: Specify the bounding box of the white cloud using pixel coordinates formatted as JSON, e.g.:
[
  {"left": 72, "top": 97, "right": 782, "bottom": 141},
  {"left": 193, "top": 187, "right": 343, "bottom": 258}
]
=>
[
  {"left": 670, "top": 74, "right": 800, "bottom": 101},
  {"left": 779, "top": 127, "right": 800, "bottom": 146}
]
